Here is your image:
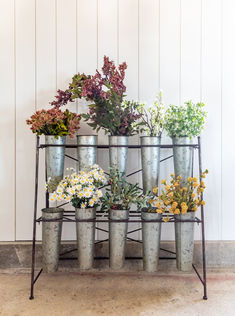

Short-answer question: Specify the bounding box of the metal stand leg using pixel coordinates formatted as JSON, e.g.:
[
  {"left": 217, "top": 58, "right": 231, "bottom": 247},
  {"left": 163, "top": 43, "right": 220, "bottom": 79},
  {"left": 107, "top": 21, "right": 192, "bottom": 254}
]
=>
[
  {"left": 29, "top": 137, "right": 40, "bottom": 300},
  {"left": 198, "top": 137, "right": 208, "bottom": 300}
]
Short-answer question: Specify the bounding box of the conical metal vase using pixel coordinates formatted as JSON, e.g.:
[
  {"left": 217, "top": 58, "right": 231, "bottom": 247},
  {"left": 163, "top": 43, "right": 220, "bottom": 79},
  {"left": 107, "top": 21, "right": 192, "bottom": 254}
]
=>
[
  {"left": 141, "top": 136, "right": 161, "bottom": 194},
  {"left": 172, "top": 137, "right": 193, "bottom": 185},
  {"left": 175, "top": 212, "right": 195, "bottom": 272},
  {"left": 77, "top": 135, "right": 97, "bottom": 171},
  {"left": 109, "top": 209, "right": 129, "bottom": 270},
  {"left": 109, "top": 136, "right": 128, "bottom": 175},
  {"left": 42, "top": 208, "right": 64, "bottom": 273},
  {"left": 142, "top": 210, "right": 162, "bottom": 272},
  {"left": 45, "top": 135, "right": 66, "bottom": 193},
  {"left": 75, "top": 208, "right": 96, "bottom": 270}
]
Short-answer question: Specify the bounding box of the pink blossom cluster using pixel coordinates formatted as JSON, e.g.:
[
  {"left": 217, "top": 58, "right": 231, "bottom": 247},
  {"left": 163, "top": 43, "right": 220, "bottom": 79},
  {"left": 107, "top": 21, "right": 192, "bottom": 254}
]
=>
[
  {"left": 81, "top": 56, "right": 127, "bottom": 102},
  {"left": 26, "top": 107, "right": 81, "bottom": 138},
  {"left": 50, "top": 89, "right": 74, "bottom": 108}
]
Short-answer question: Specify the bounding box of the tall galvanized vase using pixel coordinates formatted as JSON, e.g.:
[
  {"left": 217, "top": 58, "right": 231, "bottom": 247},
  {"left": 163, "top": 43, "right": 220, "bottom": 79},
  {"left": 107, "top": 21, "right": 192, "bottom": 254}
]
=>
[
  {"left": 45, "top": 135, "right": 66, "bottom": 192},
  {"left": 142, "top": 210, "right": 162, "bottom": 272},
  {"left": 141, "top": 136, "right": 161, "bottom": 194},
  {"left": 75, "top": 208, "right": 96, "bottom": 270},
  {"left": 172, "top": 136, "right": 192, "bottom": 185},
  {"left": 109, "top": 136, "right": 128, "bottom": 175},
  {"left": 42, "top": 208, "right": 64, "bottom": 273},
  {"left": 109, "top": 209, "right": 129, "bottom": 270},
  {"left": 77, "top": 135, "right": 97, "bottom": 171},
  {"left": 175, "top": 212, "right": 195, "bottom": 272}
]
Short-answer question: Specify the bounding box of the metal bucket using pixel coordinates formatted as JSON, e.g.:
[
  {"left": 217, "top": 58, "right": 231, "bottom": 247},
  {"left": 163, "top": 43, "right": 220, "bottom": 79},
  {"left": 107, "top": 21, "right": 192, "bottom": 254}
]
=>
[
  {"left": 172, "top": 137, "right": 192, "bottom": 185},
  {"left": 42, "top": 208, "right": 64, "bottom": 273},
  {"left": 109, "top": 209, "right": 129, "bottom": 270},
  {"left": 77, "top": 135, "right": 97, "bottom": 171},
  {"left": 175, "top": 212, "right": 195, "bottom": 272},
  {"left": 45, "top": 135, "right": 66, "bottom": 192},
  {"left": 142, "top": 210, "right": 162, "bottom": 272},
  {"left": 75, "top": 208, "right": 96, "bottom": 270},
  {"left": 109, "top": 136, "right": 128, "bottom": 175},
  {"left": 141, "top": 136, "right": 161, "bottom": 194}
]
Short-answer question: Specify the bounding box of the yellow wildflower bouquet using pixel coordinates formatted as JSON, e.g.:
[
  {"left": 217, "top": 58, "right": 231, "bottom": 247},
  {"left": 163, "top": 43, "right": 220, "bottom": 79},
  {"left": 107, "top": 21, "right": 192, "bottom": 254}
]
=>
[{"left": 150, "top": 170, "right": 208, "bottom": 217}]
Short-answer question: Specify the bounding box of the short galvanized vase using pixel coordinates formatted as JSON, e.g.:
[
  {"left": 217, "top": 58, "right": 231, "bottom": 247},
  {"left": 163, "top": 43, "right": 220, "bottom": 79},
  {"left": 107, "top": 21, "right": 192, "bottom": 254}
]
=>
[
  {"left": 77, "top": 135, "right": 97, "bottom": 171},
  {"left": 109, "top": 209, "right": 129, "bottom": 270},
  {"left": 42, "top": 208, "right": 64, "bottom": 273},
  {"left": 45, "top": 135, "right": 66, "bottom": 192},
  {"left": 109, "top": 136, "right": 128, "bottom": 175},
  {"left": 142, "top": 210, "right": 162, "bottom": 272},
  {"left": 175, "top": 212, "right": 195, "bottom": 272},
  {"left": 141, "top": 136, "right": 161, "bottom": 194},
  {"left": 75, "top": 208, "right": 96, "bottom": 270},
  {"left": 172, "top": 137, "right": 192, "bottom": 185}
]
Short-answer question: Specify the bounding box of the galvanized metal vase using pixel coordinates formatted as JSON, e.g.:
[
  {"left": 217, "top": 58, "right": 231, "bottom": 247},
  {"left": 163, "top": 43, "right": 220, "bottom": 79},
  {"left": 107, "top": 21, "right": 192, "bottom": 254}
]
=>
[
  {"left": 142, "top": 210, "right": 162, "bottom": 272},
  {"left": 75, "top": 208, "right": 96, "bottom": 270},
  {"left": 109, "top": 136, "right": 128, "bottom": 175},
  {"left": 172, "top": 137, "right": 192, "bottom": 185},
  {"left": 175, "top": 212, "right": 195, "bottom": 272},
  {"left": 77, "top": 135, "right": 97, "bottom": 171},
  {"left": 45, "top": 135, "right": 66, "bottom": 193},
  {"left": 141, "top": 136, "right": 161, "bottom": 194},
  {"left": 109, "top": 209, "right": 129, "bottom": 270},
  {"left": 42, "top": 208, "right": 64, "bottom": 273}
]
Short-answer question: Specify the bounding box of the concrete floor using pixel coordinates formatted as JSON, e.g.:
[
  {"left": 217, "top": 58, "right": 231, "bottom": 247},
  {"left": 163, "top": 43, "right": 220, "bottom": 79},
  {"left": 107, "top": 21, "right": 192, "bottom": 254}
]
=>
[{"left": 0, "top": 270, "right": 235, "bottom": 316}]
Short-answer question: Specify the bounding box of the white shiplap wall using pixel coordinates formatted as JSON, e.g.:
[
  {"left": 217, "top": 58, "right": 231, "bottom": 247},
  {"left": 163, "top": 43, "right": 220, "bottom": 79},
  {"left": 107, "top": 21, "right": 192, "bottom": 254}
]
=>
[{"left": 0, "top": 0, "right": 232, "bottom": 241}]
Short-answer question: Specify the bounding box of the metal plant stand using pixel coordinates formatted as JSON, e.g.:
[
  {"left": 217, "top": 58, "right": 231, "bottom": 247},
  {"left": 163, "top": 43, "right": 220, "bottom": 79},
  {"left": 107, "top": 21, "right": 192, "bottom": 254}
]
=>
[{"left": 29, "top": 137, "right": 207, "bottom": 300}]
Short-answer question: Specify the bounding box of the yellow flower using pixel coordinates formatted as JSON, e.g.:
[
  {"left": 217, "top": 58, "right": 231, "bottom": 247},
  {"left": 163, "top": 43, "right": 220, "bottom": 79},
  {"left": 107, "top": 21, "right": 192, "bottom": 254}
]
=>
[
  {"left": 152, "top": 187, "right": 158, "bottom": 194},
  {"left": 193, "top": 177, "right": 198, "bottom": 182},
  {"left": 157, "top": 209, "right": 163, "bottom": 214},
  {"left": 163, "top": 216, "right": 170, "bottom": 222},
  {"left": 164, "top": 200, "right": 171, "bottom": 206},
  {"left": 165, "top": 185, "right": 170, "bottom": 191},
  {"left": 169, "top": 208, "right": 174, "bottom": 213},
  {"left": 193, "top": 182, "right": 198, "bottom": 188},
  {"left": 174, "top": 208, "right": 180, "bottom": 215},
  {"left": 201, "top": 174, "right": 206, "bottom": 178},
  {"left": 149, "top": 199, "right": 154, "bottom": 205},
  {"left": 195, "top": 199, "right": 199, "bottom": 204},
  {"left": 181, "top": 202, "right": 187, "bottom": 207},
  {"left": 156, "top": 202, "right": 161, "bottom": 208},
  {"left": 174, "top": 181, "right": 179, "bottom": 187},
  {"left": 171, "top": 173, "right": 175, "bottom": 177},
  {"left": 187, "top": 177, "right": 193, "bottom": 182},
  {"left": 181, "top": 207, "right": 187, "bottom": 214},
  {"left": 192, "top": 206, "right": 197, "bottom": 212},
  {"left": 161, "top": 179, "right": 167, "bottom": 185},
  {"left": 191, "top": 193, "right": 196, "bottom": 198},
  {"left": 172, "top": 202, "right": 178, "bottom": 209},
  {"left": 176, "top": 176, "right": 182, "bottom": 180},
  {"left": 200, "top": 200, "right": 206, "bottom": 205},
  {"left": 200, "top": 181, "right": 205, "bottom": 188},
  {"left": 168, "top": 192, "right": 174, "bottom": 198},
  {"left": 183, "top": 187, "right": 187, "bottom": 191}
]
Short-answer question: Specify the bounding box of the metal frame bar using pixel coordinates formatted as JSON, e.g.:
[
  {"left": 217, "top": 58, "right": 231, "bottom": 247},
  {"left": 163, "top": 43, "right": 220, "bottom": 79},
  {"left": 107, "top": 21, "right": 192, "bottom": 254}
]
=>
[{"left": 29, "top": 136, "right": 207, "bottom": 300}]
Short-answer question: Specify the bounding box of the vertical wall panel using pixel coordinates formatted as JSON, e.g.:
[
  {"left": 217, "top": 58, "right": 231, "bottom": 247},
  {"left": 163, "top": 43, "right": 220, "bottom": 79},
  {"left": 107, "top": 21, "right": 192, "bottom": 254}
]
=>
[
  {"left": 0, "top": 0, "right": 15, "bottom": 241},
  {"left": 15, "top": 0, "right": 36, "bottom": 240},
  {"left": 202, "top": 0, "right": 222, "bottom": 240},
  {"left": 221, "top": 0, "right": 235, "bottom": 240},
  {"left": 160, "top": 0, "right": 180, "bottom": 106}
]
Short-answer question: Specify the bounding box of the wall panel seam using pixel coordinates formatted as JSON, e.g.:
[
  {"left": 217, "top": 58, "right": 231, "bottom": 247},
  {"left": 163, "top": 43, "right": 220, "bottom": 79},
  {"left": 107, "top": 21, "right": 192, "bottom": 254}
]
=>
[{"left": 14, "top": 0, "right": 16, "bottom": 241}]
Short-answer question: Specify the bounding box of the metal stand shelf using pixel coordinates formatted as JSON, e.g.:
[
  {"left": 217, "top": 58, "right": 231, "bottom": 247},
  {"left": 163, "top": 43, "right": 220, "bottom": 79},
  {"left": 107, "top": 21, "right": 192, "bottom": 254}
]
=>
[{"left": 29, "top": 136, "right": 207, "bottom": 300}]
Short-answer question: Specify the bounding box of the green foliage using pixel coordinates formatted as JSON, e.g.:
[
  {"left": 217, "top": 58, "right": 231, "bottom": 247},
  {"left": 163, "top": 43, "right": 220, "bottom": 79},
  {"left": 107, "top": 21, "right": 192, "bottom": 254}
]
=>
[
  {"left": 100, "top": 168, "right": 149, "bottom": 211},
  {"left": 137, "top": 91, "right": 165, "bottom": 136},
  {"left": 164, "top": 101, "right": 207, "bottom": 138}
]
